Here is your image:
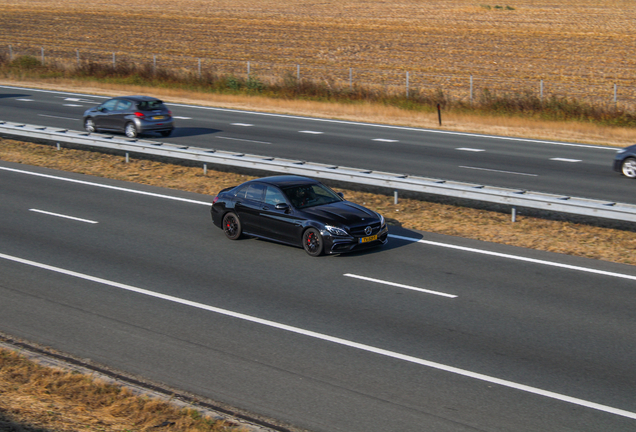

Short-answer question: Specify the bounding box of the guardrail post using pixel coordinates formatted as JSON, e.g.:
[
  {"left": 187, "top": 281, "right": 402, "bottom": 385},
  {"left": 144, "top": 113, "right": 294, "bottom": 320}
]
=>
[
  {"left": 125, "top": 152, "right": 129, "bottom": 163},
  {"left": 56, "top": 142, "right": 60, "bottom": 151},
  {"left": 203, "top": 163, "right": 207, "bottom": 175},
  {"left": 512, "top": 206, "right": 517, "bottom": 222},
  {"left": 394, "top": 190, "right": 398, "bottom": 205}
]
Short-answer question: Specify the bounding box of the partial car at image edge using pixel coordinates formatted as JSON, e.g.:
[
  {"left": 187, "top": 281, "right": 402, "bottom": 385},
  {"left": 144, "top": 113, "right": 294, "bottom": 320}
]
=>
[
  {"left": 211, "top": 175, "right": 388, "bottom": 256},
  {"left": 614, "top": 143, "right": 636, "bottom": 178}
]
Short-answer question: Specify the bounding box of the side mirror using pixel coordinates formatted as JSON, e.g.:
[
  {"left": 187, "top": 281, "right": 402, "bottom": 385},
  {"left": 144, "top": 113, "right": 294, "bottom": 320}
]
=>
[
  {"left": 275, "top": 203, "right": 290, "bottom": 211},
  {"left": 337, "top": 192, "right": 344, "bottom": 198}
]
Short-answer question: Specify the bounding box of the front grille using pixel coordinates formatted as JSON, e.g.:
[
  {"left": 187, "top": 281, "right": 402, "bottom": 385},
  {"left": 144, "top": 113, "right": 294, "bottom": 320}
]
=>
[{"left": 349, "top": 221, "right": 381, "bottom": 237}]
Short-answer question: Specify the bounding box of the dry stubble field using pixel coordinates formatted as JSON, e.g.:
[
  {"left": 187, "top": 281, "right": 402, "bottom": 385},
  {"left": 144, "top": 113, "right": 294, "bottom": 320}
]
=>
[{"left": 1, "top": 0, "right": 636, "bottom": 98}]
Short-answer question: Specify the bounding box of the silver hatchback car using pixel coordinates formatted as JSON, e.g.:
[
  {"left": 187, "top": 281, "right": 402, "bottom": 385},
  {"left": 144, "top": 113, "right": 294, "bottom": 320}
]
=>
[{"left": 83, "top": 96, "right": 174, "bottom": 138}]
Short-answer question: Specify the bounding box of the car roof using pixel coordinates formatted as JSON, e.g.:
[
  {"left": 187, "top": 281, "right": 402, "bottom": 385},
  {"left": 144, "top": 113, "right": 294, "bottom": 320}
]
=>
[
  {"left": 249, "top": 175, "right": 319, "bottom": 188},
  {"left": 114, "top": 96, "right": 163, "bottom": 102}
]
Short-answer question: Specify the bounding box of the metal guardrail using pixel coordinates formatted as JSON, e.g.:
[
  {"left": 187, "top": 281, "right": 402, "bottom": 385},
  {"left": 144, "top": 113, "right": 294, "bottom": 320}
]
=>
[{"left": 1, "top": 120, "right": 634, "bottom": 223}]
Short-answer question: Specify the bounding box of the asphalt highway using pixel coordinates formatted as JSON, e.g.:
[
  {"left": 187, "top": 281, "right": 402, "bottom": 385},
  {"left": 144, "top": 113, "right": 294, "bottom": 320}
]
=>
[
  {"left": 0, "top": 85, "right": 631, "bottom": 205},
  {"left": 1, "top": 161, "right": 635, "bottom": 431}
]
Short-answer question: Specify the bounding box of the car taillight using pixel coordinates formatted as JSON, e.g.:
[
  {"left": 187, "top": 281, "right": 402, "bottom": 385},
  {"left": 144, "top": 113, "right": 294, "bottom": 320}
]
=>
[
  {"left": 212, "top": 196, "right": 219, "bottom": 204},
  {"left": 134, "top": 112, "right": 145, "bottom": 118},
  {"left": 167, "top": 110, "right": 172, "bottom": 116}
]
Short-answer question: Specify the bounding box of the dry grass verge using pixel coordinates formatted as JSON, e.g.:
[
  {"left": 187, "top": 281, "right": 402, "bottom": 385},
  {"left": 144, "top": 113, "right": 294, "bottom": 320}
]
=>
[
  {"left": 2, "top": 138, "right": 635, "bottom": 266},
  {"left": 0, "top": 348, "right": 249, "bottom": 432}
]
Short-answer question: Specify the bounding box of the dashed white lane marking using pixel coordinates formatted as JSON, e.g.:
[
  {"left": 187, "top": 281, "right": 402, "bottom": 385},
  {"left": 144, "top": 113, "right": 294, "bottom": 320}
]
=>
[
  {"left": 457, "top": 147, "right": 485, "bottom": 152},
  {"left": 29, "top": 209, "right": 98, "bottom": 224},
  {"left": 299, "top": 130, "right": 324, "bottom": 134},
  {"left": 172, "top": 116, "right": 191, "bottom": 120},
  {"left": 459, "top": 166, "right": 538, "bottom": 177},
  {"left": 344, "top": 274, "right": 457, "bottom": 298},
  {"left": 1, "top": 252, "right": 634, "bottom": 420},
  {"left": 63, "top": 104, "right": 83, "bottom": 107},
  {"left": 231, "top": 123, "right": 254, "bottom": 127},
  {"left": 373, "top": 138, "right": 399, "bottom": 142},
  {"left": 16, "top": 98, "right": 34, "bottom": 101},
  {"left": 550, "top": 158, "right": 582, "bottom": 163},
  {"left": 215, "top": 136, "right": 271, "bottom": 144}
]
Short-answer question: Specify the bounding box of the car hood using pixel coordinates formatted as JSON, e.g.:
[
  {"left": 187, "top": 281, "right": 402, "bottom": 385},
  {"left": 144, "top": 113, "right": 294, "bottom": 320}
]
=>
[{"left": 300, "top": 201, "right": 379, "bottom": 227}]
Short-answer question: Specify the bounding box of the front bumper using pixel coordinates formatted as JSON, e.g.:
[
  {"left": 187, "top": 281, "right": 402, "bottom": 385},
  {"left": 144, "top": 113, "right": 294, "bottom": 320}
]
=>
[{"left": 323, "top": 224, "right": 389, "bottom": 254}]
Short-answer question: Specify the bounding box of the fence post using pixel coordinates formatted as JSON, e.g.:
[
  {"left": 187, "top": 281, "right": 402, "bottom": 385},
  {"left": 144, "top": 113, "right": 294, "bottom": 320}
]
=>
[
  {"left": 9, "top": 45, "right": 12, "bottom": 61},
  {"left": 76, "top": 49, "right": 80, "bottom": 67},
  {"left": 349, "top": 67, "right": 353, "bottom": 90},
  {"left": 153, "top": 54, "right": 156, "bottom": 75},
  {"left": 247, "top": 61, "right": 250, "bottom": 76},
  {"left": 198, "top": 58, "right": 201, "bottom": 79},
  {"left": 41, "top": 47, "right": 44, "bottom": 65},
  {"left": 297, "top": 64, "right": 300, "bottom": 82},
  {"left": 614, "top": 84, "right": 617, "bottom": 111},
  {"left": 406, "top": 71, "right": 409, "bottom": 98},
  {"left": 540, "top": 79, "right": 544, "bottom": 102},
  {"left": 112, "top": 52, "right": 115, "bottom": 68},
  {"left": 470, "top": 75, "right": 473, "bottom": 104}
]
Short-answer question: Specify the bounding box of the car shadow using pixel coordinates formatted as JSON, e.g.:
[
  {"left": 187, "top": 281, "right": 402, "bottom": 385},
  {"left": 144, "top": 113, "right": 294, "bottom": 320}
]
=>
[
  {"left": 0, "top": 93, "right": 31, "bottom": 99},
  {"left": 166, "top": 127, "right": 221, "bottom": 138}
]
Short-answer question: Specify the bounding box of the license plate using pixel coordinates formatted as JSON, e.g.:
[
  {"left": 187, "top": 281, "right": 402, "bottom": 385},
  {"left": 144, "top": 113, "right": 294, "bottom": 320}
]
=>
[
  {"left": 359, "top": 234, "right": 378, "bottom": 243},
  {"left": 152, "top": 115, "right": 165, "bottom": 120}
]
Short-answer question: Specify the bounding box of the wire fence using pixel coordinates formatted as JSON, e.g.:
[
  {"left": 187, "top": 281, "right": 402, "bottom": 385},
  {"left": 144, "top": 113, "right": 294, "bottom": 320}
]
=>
[{"left": 4, "top": 44, "right": 636, "bottom": 111}]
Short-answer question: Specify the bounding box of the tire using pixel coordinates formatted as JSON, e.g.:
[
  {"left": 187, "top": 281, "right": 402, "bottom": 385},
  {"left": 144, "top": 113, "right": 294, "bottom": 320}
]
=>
[
  {"left": 125, "top": 122, "right": 138, "bottom": 138},
  {"left": 621, "top": 157, "right": 636, "bottom": 178},
  {"left": 84, "top": 118, "right": 97, "bottom": 133},
  {"left": 222, "top": 212, "right": 242, "bottom": 240},
  {"left": 302, "top": 227, "right": 323, "bottom": 257},
  {"left": 159, "top": 130, "right": 172, "bottom": 137}
]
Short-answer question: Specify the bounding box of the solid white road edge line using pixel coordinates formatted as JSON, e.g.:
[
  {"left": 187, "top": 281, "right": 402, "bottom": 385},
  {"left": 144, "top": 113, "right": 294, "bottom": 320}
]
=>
[
  {"left": 344, "top": 273, "right": 457, "bottom": 298},
  {"left": 29, "top": 209, "right": 98, "bottom": 224},
  {"left": 0, "top": 166, "right": 213, "bottom": 206},
  {"left": 1, "top": 251, "right": 634, "bottom": 420},
  {"left": 389, "top": 234, "right": 636, "bottom": 281},
  {"left": 4, "top": 166, "right": 636, "bottom": 282},
  {"left": 459, "top": 166, "right": 538, "bottom": 176}
]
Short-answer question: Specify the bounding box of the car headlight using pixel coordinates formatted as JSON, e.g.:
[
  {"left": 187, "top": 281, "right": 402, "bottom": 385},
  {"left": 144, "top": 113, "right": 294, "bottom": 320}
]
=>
[
  {"left": 378, "top": 213, "right": 385, "bottom": 227},
  {"left": 325, "top": 225, "right": 349, "bottom": 236}
]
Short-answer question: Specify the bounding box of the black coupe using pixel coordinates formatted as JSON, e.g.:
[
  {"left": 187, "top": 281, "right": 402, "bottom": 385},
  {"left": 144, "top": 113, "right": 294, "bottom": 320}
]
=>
[{"left": 211, "top": 176, "right": 388, "bottom": 256}]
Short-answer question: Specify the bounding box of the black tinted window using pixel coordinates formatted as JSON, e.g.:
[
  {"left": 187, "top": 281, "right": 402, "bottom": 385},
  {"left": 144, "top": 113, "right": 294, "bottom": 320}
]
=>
[
  {"left": 235, "top": 183, "right": 265, "bottom": 202},
  {"left": 136, "top": 100, "right": 166, "bottom": 111},
  {"left": 115, "top": 100, "right": 133, "bottom": 111},
  {"left": 100, "top": 99, "right": 118, "bottom": 111},
  {"left": 264, "top": 186, "right": 287, "bottom": 206}
]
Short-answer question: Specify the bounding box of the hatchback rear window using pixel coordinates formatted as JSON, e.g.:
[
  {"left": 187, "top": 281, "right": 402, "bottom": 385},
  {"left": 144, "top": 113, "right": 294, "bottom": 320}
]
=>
[{"left": 136, "top": 100, "right": 166, "bottom": 111}]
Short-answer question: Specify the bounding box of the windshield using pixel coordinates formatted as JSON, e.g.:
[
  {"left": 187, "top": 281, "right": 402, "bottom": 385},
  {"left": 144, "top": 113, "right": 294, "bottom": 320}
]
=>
[{"left": 283, "top": 183, "right": 343, "bottom": 209}]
